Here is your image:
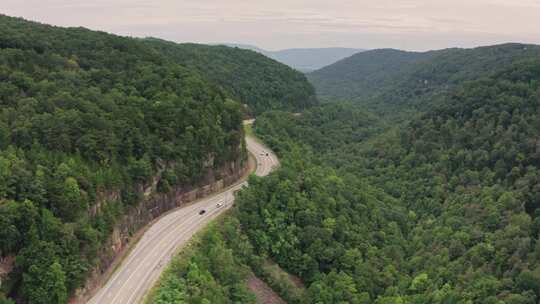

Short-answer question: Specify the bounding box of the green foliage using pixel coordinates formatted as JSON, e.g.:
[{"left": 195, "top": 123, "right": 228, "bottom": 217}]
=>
[
  {"left": 253, "top": 102, "right": 384, "bottom": 155},
  {"left": 308, "top": 43, "right": 540, "bottom": 116},
  {"left": 150, "top": 216, "right": 257, "bottom": 304},
  {"left": 236, "top": 154, "right": 405, "bottom": 303},
  {"left": 308, "top": 48, "right": 426, "bottom": 102},
  {"left": 0, "top": 14, "right": 255, "bottom": 302},
  {"left": 150, "top": 212, "right": 307, "bottom": 304},
  {"left": 143, "top": 39, "right": 318, "bottom": 115},
  {"left": 21, "top": 261, "right": 67, "bottom": 304},
  {"left": 239, "top": 59, "right": 540, "bottom": 302},
  {"left": 0, "top": 296, "right": 15, "bottom": 304}
]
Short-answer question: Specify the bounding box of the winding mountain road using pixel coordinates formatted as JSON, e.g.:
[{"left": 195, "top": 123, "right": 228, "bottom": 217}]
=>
[{"left": 87, "top": 134, "right": 278, "bottom": 304}]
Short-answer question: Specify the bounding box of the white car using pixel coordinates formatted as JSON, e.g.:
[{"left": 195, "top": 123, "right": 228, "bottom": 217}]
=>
[{"left": 216, "top": 202, "right": 223, "bottom": 208}]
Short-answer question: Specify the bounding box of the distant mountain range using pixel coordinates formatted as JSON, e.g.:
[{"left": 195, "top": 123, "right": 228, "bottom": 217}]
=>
[
  {"left": 307, "top": 43, "right": 540, "bottom": 111},
  {"left": 220, "top": 44, "right": 365, "bottom": 72}
]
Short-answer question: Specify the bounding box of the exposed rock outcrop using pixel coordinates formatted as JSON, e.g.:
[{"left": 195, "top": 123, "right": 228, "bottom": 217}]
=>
[{"left": 73, "top": 156, "right": 249, "bottom": 303}]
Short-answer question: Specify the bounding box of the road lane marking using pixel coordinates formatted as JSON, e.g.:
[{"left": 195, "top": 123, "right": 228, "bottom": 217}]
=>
[{"left": 89, "top": 136, "right": 278, "bottom": 304}]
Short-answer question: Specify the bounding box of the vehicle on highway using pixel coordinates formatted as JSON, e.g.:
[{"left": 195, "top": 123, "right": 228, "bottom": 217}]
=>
[
  {"left": 199, "top": 210, "right": 206, "bottom": 215},
  {"left": 216, "top": 202, "right": 223, "bottom": 208}
]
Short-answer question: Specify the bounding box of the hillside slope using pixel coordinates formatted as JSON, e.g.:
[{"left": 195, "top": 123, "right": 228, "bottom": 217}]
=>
[
  {"left": 307, "top": 49, "right": 428, "bottom": 101},
  {"left": 144, "top": 39, "right": 318, "bottom": 115},
  {"left": 308, "top": 43, "right": 540, "bottom": 113},
  {"left": 245, "top": 59, "right": 540, "bottom": 302},
  {"left": 0, "top": 14, "right": 298, "bottom": 303}
]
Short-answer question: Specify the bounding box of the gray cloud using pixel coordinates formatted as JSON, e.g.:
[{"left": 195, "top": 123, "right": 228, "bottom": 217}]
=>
[{"left": 2, "top": 0, "right": 540, "bottom": 50}]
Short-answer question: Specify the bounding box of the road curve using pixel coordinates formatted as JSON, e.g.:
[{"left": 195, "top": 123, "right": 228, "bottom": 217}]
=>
[{"left": 87, "top": 133, "right": 278, "bottom": 304}]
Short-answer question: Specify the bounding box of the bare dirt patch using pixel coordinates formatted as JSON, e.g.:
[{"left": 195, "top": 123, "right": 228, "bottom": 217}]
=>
[
  {"left": 247, "top": 275, "right": 287, "bottom": 304},
  {"left": 0, "top": 256, "right": 15, "bottom": 278},
  {"left": 288, "top": 273, "right": 305, "bottom": 289}
]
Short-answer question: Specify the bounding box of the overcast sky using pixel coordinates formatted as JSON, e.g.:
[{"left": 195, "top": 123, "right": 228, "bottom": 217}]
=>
[{"left": 3, "top": 0, "right": 540, "bottom": 51}]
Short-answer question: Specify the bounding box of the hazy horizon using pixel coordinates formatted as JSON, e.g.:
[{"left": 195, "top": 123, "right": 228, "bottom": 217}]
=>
[{"left": 3, "top": 0, "right": 540, "bottom": 52}]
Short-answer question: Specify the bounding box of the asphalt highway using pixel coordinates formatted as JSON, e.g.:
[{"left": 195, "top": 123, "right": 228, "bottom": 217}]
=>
[{"left": 87, "top": 134, "right": 278, "bottom": 304}]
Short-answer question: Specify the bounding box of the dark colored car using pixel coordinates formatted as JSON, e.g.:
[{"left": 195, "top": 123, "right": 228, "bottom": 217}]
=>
[{"left": 199, "top": 210, "right": 206, "bottom": 215}]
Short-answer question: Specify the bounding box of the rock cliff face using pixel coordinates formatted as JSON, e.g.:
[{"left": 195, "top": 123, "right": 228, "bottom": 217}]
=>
[{"left": 74, "top": 156, "right": 249, "bottom": 302}]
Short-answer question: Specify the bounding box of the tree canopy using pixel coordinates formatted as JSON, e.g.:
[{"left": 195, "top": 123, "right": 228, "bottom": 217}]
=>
[
  {"left": 0, "top": 14, "right": 306, "bottom": 302},
  {"left": 308, "top": 43, "right": 540, "bottom": 116},
  {"left": 142, "top": 38, "right": 318, "bottom": 115},
  {"left": 233, "top": 58, "right": 540, "bottom": 303}
]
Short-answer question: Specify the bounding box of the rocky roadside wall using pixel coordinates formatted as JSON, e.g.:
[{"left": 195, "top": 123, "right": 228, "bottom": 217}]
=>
[{"left": 72, "top": 156, "right": 249, "bottom": 303}]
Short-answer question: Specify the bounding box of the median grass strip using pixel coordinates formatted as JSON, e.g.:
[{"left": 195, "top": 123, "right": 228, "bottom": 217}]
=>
[
  {"left": 144, "top": 212, "right": 256, "bottom": 304},
  {"left": 144, "top": 210, "right": 304, "bottom": 304}
]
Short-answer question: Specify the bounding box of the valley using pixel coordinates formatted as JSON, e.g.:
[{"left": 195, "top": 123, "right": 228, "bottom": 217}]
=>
[{"left": 1, "top": 7, "right": 540, "bottom": 304}]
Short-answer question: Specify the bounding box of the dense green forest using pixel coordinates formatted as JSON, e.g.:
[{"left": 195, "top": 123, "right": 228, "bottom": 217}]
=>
[
  {"left": 142, "top": 39, "right": 318, "bottom": 115},
  {"left": 149, "top": 44, "right": 540, "bottom": 303},
  {"left": 307, "top": 49, "right": 427, "bottom": 102},
  {"left": 0, "top": 14, "right": 243, "bottom": 303},
  {"left": 0, "top": 14, "right": 314, "bottom": 303},
  {"left": 3, "top": 11, "right": 540, "bottom": 304},
  {"left": 237, "top": 58, "right": 540, "bottom": 303},
  {"left": 307, "top": 44, "right": 540, "bottom": 115}
]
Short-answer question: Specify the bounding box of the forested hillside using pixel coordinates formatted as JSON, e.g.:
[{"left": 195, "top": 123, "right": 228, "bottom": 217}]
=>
[
  {"left": 307, "top": 49, "right": 427, "bottom": 102},
  {"left": 236, "top": 59, "right": 540, "bottom": 303},
  {"left": 143, "top": 39, "right": 318, "bottom": 115},
  {"left": 0, "top": 14, "right": 307, "bottom": 303},
  {"left": 308, "top": 44, "right": 540, "bottom": 114},
  {"left": 3, "top": 10, "right": 540, "bottom": 304}
]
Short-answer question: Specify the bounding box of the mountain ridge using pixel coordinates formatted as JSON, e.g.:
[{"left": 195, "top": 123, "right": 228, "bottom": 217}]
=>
[
  {"left": 220, "top": 43, "right": 365, "bottom": 72},
  {"left": 307, "top": 43, "right": 540, "bottom": 114}
]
